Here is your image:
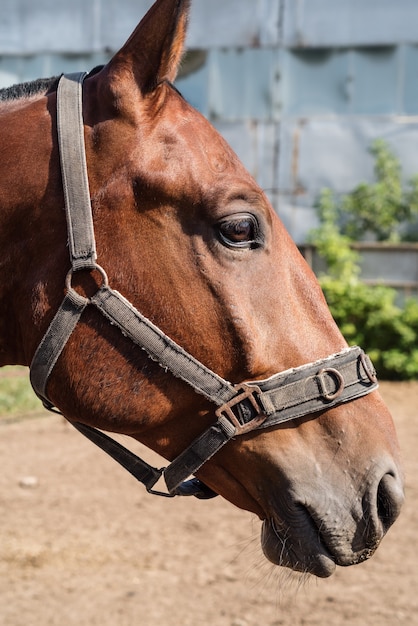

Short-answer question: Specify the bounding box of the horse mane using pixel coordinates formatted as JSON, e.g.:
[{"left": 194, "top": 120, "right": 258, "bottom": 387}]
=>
[
  {"left": 0, "top": 65, "right": 108, "bottom": 104},
  {"left": 0, "top": 67, "right": 183, "bottom": 105},
  {"left": 0, "top": 76, "right": 61, "bottom": 102}
]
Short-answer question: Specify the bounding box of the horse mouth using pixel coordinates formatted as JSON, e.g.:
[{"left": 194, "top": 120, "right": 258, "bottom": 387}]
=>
[
  {"left": 261, "top": 516, "right": 337, "bottom": 578},
  {"left": 261, "top": 511, "right": 382, "bottom": 578}
]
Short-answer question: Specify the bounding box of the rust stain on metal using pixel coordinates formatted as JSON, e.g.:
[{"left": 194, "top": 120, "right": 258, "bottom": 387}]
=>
[{"left": 291, "top": 127, "right": 305, "bottom": 195}]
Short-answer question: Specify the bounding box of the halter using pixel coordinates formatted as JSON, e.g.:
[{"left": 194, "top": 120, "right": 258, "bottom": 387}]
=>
[{"left": 30, "top": 73, "right": 379, "bottom": 499}]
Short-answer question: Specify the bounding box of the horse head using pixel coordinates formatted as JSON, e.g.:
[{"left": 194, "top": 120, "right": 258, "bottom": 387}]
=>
[{"left": 0, "top": 0, "right": 403, "bottom": 578}]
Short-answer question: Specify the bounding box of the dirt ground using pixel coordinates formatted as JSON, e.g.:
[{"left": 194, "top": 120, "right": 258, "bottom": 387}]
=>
[{"left": 0, "top": 382, "right": 417, "bottom": 626}]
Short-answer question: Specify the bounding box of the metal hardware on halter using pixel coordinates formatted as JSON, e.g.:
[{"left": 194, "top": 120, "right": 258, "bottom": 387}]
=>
[
  {"left": 215, "top": 384, "right": 266, "bottom": 436},
  {"left": 316, "top": 368, "right": 345, "bottom": 402},
  {"left": 29, "top": 72, "right": 380, "bottom": 500},
  {"left": 72, "top": 421, "right": 218, "bottom": 500},
  {"left": 360, "top": 352, "right": 378, "bottom": 384},
  {"left": 65, "top": 264, "right": 109, "bottom": 294}
]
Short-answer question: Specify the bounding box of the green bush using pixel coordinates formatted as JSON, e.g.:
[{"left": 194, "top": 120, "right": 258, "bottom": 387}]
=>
[
  {"left": 319, "top": 277, "right": 418, "bottom": 380},
  {"left": 336, "top": 139, "right": 418, "bottom": 242},
  {"left": 309, "top": 142, "right": 418, "bottom": 380}
]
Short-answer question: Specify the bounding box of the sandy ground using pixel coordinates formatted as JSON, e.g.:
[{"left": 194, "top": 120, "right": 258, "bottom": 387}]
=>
[{"left": 0, "top": 381, "right": 417, "bottom": 626}]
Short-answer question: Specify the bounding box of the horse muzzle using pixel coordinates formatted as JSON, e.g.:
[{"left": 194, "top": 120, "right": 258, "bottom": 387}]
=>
[{"left": 260, "top": 458, "right": 404, "bottom": 578}]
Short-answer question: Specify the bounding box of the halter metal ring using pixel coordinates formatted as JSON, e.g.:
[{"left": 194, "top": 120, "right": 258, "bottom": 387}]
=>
[
  {"left": 359, "top": 352, "right": 378, "bottom": 384},
  {"left": 317, "top": 368, "right": 345, "bottom": 401},
  {"left": 65, "top": 263, "right": 109, "bottom": 302},
  {"left": 66, "top": 263, "right": 109, "bottom": 290}
]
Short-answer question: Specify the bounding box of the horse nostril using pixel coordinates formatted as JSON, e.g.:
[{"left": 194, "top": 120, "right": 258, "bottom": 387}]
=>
[{"left": 376, "top": 471, "right": 404, "bottom": 533}]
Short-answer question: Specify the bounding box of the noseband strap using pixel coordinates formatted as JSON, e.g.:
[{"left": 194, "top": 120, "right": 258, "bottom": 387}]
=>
[{"left": 30, "top": 73, "right": 379, "bottom": 498}]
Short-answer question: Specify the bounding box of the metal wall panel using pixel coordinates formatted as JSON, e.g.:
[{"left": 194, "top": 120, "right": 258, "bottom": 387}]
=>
[
  {"left": 282, "top": 47, "right": 403, "bottom": 116},
  {"left": 282, "top": 49, "right": 350, "bottom": 115},
  {"left": 99, "top": 0, "right": 153, "bottom": 52},
  {"left": 350, "top": 47, "right": 400, "bottom": 114},
  {"left": 0, "top": 0, "right": 153, "bottom": 54},
  {"left": 176, "top": 53, "right": 210, "bottom": 117},
  {"left": 0, "top": 52, "right": 111, "bottom": 88},
  {"left": 0, "top": 0, "right": 281, "bottom": 54},
  {"left": 403, "top": 45, "right": 418, "bottom": 115},
  {"left": 0, "top": 0, "right": 103, "bottom": 54},
  {"left": 283, "top": 0, "right": 418, "bottom": 48},
  {"left": 276, "top": 118, "right": 418, "bottom": 242},
  {"left": 0, "top": 0, "right": 20, "bottom": 54},
  {"left": 213, "top": 120, "right": 279, "bottom": 193},
  {"left": 177, "top": 45, "right": 416, "bottom": 123},
  {"left": 208, "top": 48, "right": 281, "bottom": 121},
  {"left": 188, "top": 0, "right": 281, "bottom": 48},
  {"left": 359, "top": 246, "right": 418, "bottom": 287},
  {"left": 177, "top": 48, "right": 282, "bottom": 121}
]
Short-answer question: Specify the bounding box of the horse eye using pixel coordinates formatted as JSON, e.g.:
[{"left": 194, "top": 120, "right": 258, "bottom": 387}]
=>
[{"left": 217, "top": 215, "right": 261, "bottom": 249}]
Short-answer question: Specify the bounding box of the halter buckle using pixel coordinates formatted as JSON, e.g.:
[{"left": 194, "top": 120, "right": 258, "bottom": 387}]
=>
[{"left": 216, "top": 384, "right": 266, "bottom": 436}]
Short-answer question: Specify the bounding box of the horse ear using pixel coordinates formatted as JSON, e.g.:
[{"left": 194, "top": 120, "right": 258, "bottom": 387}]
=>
[{"left": 109, "top": 0, "right": 191, "bottom": 94}]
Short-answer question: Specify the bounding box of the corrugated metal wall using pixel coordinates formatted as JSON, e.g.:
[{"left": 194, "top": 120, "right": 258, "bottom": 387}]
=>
[{"left": 2, "top": 0, "right": 418, "bottom": 242}]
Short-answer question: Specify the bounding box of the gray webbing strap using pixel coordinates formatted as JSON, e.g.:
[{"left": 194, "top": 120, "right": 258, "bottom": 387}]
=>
[
  {"left": 256, "top": 350, "right": 376, "bottom": 423},
  {"left": 30, "top": 292, "right": 88, "bottom": 405},
  {"left": 163, "top": 346, "right": 377, "bottom": 492},
  {"left": 164, "top": 421, "right": 234, "bottom": 492},
  {"left": 30, "top": 72, "right": 95, "bottom": 405},
  {"left": 57, "top": 72, "right": 97, "bottom": 270},
  {"left": 31, "top": 281, "right": 238, "bottom": 411},
  {"left": 90, "top": 285, "right": 237, "bottom": 406},
  {"left": 72, "top": 422, "right": 218, "bottom": 499}
]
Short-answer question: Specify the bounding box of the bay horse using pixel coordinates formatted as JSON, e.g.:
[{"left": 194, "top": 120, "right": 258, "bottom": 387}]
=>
[{"left": 0, "top": 0, "right": 403, "bottom": 578}]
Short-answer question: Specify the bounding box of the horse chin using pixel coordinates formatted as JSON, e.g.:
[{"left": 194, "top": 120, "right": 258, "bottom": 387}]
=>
[
  {"left": 261, "top": 512, "right": 386, "bottom": 578},
  {"left": 261, "top": 518, "right": 337, "bottom": 578}
]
